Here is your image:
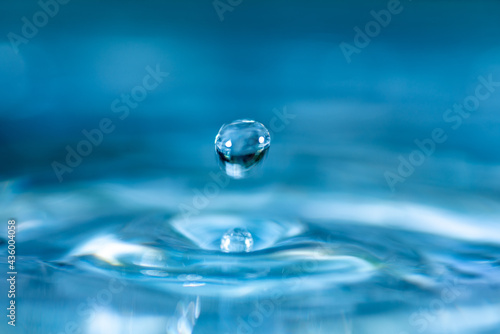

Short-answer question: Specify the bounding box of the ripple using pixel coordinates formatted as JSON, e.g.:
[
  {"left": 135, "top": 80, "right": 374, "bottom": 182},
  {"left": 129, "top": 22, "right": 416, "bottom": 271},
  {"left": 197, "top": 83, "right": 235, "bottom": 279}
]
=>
[
  {"left": 65, "top": 215, "right": 384, "bottom": 295},
  {"left": 60, "top": 207, "right": 500, "bottom": 299}
]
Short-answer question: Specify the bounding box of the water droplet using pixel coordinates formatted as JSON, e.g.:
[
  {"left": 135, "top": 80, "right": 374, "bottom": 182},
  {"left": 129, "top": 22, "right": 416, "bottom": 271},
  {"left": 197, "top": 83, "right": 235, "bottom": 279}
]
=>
[
  {"left": 215, "top": 119, "right": 271, "bottom": 179},
  {"left": 220, "top": 228, "right": 254, "bottom": 253}
]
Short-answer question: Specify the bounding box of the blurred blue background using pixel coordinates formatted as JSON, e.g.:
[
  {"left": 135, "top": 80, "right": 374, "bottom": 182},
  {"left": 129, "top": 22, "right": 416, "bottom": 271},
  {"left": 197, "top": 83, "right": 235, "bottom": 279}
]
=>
[{"left": 1, "top": 0, "right": 500, "bottom": 195}]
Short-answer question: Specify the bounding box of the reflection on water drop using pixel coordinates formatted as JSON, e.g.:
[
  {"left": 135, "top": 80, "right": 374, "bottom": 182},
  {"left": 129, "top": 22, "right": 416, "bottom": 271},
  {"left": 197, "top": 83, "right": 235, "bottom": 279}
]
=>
[
  {"left": 215, "top": 119, "right": 271, "bottom": 179},
  {"left": 220, "top": 228, "right": 254, "bottom": 253}
]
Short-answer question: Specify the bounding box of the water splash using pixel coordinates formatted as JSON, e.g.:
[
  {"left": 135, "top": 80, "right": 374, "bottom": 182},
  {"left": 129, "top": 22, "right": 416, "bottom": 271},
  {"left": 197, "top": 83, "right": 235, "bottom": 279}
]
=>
[{"left": 220, "top": 228, "right": 254, "bottom": 253}]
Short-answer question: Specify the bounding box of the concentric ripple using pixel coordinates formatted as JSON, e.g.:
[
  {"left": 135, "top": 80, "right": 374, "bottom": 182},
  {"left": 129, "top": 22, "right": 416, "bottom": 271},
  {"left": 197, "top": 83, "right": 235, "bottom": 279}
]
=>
[
  {"left": 3, "top": 176, "right": 500, "bottom": 333},
  {"left": 65, "top": 215, "right": 382, "bottom": 294}
]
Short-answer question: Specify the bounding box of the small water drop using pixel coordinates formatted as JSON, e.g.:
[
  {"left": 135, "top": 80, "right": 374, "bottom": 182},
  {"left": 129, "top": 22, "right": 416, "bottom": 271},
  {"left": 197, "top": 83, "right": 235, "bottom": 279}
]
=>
[
  {"left": 220, "top": 228, "right": 254, "bottom": 253},
  {"left": 215, "top": 119, "right": 271, "bottom": 179}
]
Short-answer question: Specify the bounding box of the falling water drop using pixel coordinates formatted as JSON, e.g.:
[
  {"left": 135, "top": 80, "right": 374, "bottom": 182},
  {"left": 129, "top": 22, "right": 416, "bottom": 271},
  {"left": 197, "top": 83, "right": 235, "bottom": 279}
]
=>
[
  {"left": 215, "top": 119, "right": 271, "bottom": 179},
  {"left": 220, "top": 228, "right": 254, "bottom": 253}
]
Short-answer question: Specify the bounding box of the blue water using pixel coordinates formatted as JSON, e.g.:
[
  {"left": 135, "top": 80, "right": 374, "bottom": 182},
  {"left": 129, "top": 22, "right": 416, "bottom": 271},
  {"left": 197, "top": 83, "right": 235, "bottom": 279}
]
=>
[
  {"left": 1, "top": 0, "right": 500, "bottom": 333},
  {"left": 2, "top": 176, "right": 500, "bottom": 333}
]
